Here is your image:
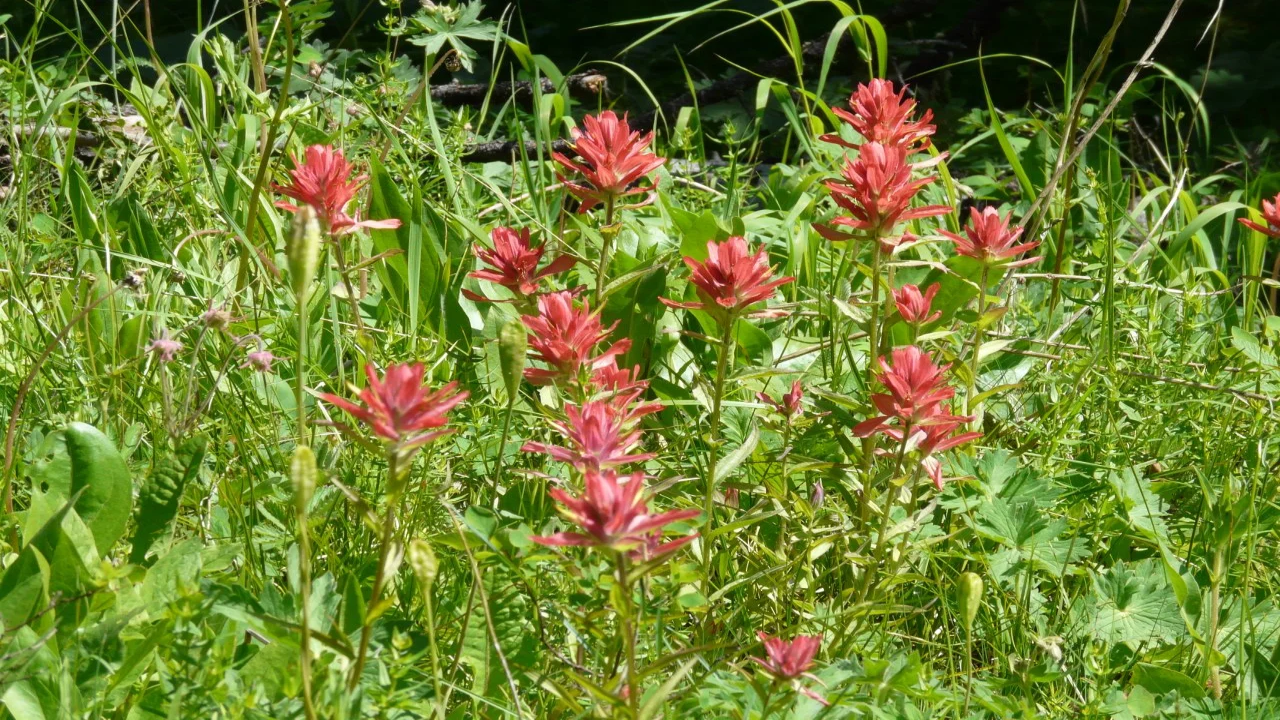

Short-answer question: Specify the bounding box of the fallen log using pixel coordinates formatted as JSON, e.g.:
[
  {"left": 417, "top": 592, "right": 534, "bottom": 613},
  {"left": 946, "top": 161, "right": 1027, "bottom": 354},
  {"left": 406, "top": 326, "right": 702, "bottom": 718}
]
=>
[
  {"left": 460, "top": 138, "right": 574, "bottom": 164},
  {"left": 430, "top": 72, "right": 607, "bottom": 108}
]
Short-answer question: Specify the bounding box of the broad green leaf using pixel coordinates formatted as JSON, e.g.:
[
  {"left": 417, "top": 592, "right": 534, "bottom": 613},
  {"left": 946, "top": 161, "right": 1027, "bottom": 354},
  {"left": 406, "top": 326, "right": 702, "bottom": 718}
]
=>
[
  {"left": 1132, "top": 663, "right": 1205, "bottom": 699},
  {"left": 65, "top": 423, "right": 133, "bottom": 554},
  {"left": 714, "top": 426, "right": 759, "bottom": 483}
]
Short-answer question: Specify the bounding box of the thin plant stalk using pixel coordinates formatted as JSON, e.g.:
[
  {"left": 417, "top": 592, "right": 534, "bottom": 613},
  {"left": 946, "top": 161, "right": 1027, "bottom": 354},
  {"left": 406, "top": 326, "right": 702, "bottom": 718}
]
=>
[
  {"left": 858, "top": 240, "right": 886, "bottom": 526},
  {"left": 492, "top": 394, "right": 516, "bottom": 501},
  {"left": 615, "top": 551, "right": 639, "bottom": 719},
  {"left": 701, "top": 320, "right": 735, "bottom": 606},
  {"left": 595, "top": 196, "right": 617, "bottom": 305},
  {"left": 423, "top": 580, "right": 446, "bottom": 718},
  {"left": 857, "top": 428, "right": 914, "bottom": 602},
  {"left": 295, "top": 284, "right": 317, "bottom": 720},
  {"left": 965, "top": 264, "right": 992, "bottom": 421},
  {"left": 349, "top": 450, "right": 401, "bottom": 692}
]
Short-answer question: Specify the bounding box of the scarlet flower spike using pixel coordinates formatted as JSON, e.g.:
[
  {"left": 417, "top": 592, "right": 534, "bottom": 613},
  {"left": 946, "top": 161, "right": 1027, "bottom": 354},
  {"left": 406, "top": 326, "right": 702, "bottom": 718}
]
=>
[
  {"left": 813, "top": 143, "right": 951, "bottom": 242},
  {"left": 531, "top": 470, "right": 700, "bottom": 553},
  {"left": 274, "top": 144, "right": 402, "bottom": 235},
  {"left": 1238, "top": 192, "right": 1280, "bottom": 238},
  {"left": 660, "top": 236, "right": 794, "bottom": 324},
  {"left": 463, "top": 226, "right": 577, "bottom": 304},
  {"left": 752, "top": 632, "right": 829, "bottom": 705},
  {"left": 758, "top": 379, "right": 804, "bottom": 418},
  {"left": 753, "top": 632, "right": 821, "bottom": 679},
  {"left": 521, "top": 399, "right": 659, "bottom": 472},
  {"left": 940, "top": 206, "right": 1041, "bottom": 268},
  {"left": 853, "top": 345, "right": 966, "bottom": 439},
  {"left": 552, "top": 111, "right": 666, "bottom": 214},
  {"left": 522, "top": 291, "right": 631, "bottom": 386},
  {"left": 821, "top": 79, "right": 937, "bottom": 154},
  {"left": 319, "top": 362, "right": 468, "bottom": 450},
  {"left": 893, "top": 282, "right": 942, "bottom": 325}
]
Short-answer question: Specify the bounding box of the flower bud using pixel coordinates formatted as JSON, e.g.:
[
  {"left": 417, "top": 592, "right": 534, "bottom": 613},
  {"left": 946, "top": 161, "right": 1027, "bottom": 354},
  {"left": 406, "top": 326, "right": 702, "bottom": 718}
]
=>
[
  {"left": 287, "top": 204, "right": 322, "bottom": 298},
  {"left": 407, "top": 538, "right": 439, "bottom": 592},
  {"left": 291, "top": 445, "right": 317, "bottom": 515},
  {"left": 810, "top": 480, "right": 825, "bottom": 509},
  {"left": 957, "top": 571, "right": 983, "bottom": 633},
  {"left": 498, "top": 318, "right": 527, "bottom": 401}
]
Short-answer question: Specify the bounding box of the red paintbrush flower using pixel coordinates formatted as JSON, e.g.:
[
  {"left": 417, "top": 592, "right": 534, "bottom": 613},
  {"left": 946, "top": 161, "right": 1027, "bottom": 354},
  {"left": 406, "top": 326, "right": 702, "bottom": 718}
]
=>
[
  {"left": 853, "top": 345, "right": 964, "bottom": 438},
  {"left": 274, "top": 144, "right": 402, "bottom": 236},
  {"left": 319, "top": 362, "right": 468, "bottom": 450},
  {"left": 531, "top": 469, "right": 700, "bottom": 553},
  {"left": 758, "top": 379, "right": 803, "bottom": 418},
  {"left": 813, "top": 143, "right": 951, "bottom": 242},
  {"left": 1239, "top": 192, "right": 1280, "bottom": 238},
  {"left": 522, "top": 291, "right": 630, "bottom": 386},
  {"left": 940, "top": 206, "right": 1040, "bottom": 267},
  {"left": 753, "top": 632, "right": 822, "bottom": 679},
  {"left": 522, "top": 399, "right": 659, "bottom": 472},
  {"left": 821, "top": 79, "right": 937, "bottom": 154},
  {"left": 552, "top": 111, "right": 666, "bottom": 213},
  {"left": 660, "top": 236, "right": 794, "bottom": 324},
  {"left": 463, "top": 226, "right": 576, "bottom": 304},
  {"left": 893, "top": 282, "right": 942, "bottom": 325},
  {"left": 752, "top": 632, "right": 829, "bottom": 704}
]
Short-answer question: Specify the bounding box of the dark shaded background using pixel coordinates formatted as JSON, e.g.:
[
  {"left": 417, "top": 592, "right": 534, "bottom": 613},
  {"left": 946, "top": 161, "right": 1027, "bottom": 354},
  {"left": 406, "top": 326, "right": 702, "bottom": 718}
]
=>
[{"left": 10, "top": 0, "right": 1279, "bottom": 149}]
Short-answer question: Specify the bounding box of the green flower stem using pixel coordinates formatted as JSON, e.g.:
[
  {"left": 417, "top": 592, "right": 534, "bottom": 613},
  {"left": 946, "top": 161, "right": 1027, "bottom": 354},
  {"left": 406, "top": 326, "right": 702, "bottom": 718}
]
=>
[
  {"left": 423, "top": 579, "right": 446, "bottom": 718},
  {"left": 295, "top": 283, "right": 317, "bottom": 720},
  {"left": 348, "top": 450, "right": 401, "bottom": 692},
  {"left": 701, "top": 319, "right": 735, "bottom": 620},
  {"left": 615, "top": 551, "right": 639, "bottom": 719},
  {"left": 858, "top": 240, "right": 886, "bottom": 528},
  {"left": 858, "top": 427, "right": 913, "bottom": 603},
  {"left": 596, "top": 196, "right": 616, "bottom": 306},
  {"left": 965, "top": 263, "right": 992, "bottom": 422}
]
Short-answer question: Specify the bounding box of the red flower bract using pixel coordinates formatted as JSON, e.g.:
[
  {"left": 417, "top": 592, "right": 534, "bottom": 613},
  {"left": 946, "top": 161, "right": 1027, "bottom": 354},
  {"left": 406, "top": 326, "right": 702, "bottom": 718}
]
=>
[
  {"left": 912, "top": 418, "right": 982, "bottom": 489},
  {"left": 522, "top": 399, "right": 659, "bottom": 472},
  {"left": 1238, "top": 192, "right": 1280, "bottom": 238},
  {"left": 522, "top": 291, "right": 630, "bottom": 386},
  {"left": 319, "top": 362, "right": 468, "bottom": 449},
  {"left": 660, "top": 236, "right": 794, "bottom": 323},
  {"left": 463, "top": 226, "right": 576, "bottom": 303},
  {"left": 753, "top": 632, "right": 821, "bottom": 679},
  {"left": 552, "top": 111, "right": 666, "bottom": 213},
  {"left": 822, "top": 79, "right": 937, "bottom": 153},
  {"left": 814, "top": 142, "right": 951, "bottom": 242},
  {"left": 758, "top": 379, "right": 803, "bottom": 418},
  {"left": 893, "top": 282, "right": 942, "bottom": 325},
  {"left": 590, "top": 358, "right": 648, "bottom": 397},
  {"left": 940, "top": 206, "right": 1040, "bottom": 267},
  {"left": 532, "top": 470, "right": 699, "bottom": 553},
  {"left": 275, "top": 144, "right": 402, "bottom": 235},
  {"left": 853, "top": 345, "right": 965, "bottom": 438}
]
